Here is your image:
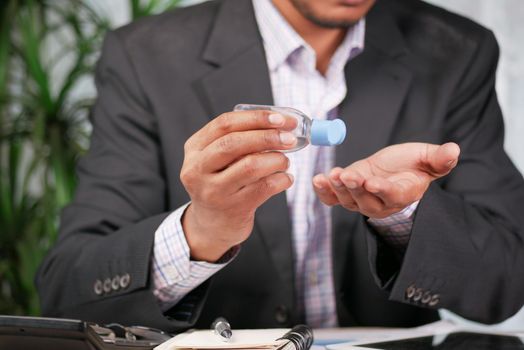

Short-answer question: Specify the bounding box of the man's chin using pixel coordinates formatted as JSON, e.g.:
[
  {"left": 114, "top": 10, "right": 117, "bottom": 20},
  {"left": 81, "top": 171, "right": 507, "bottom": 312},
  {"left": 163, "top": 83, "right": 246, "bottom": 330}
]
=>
[
  {"left": 288, "top": 0, "right": 373, "bottom": 29},
  {"left": 301, "top": 13, "right": 359, "bottom": 29}
]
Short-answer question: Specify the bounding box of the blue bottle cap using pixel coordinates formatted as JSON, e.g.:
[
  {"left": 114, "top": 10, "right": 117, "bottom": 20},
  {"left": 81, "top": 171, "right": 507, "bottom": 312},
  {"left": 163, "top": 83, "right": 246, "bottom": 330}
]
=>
[{"left": 311, "top": 119, "right": 347, "bottom": 146}]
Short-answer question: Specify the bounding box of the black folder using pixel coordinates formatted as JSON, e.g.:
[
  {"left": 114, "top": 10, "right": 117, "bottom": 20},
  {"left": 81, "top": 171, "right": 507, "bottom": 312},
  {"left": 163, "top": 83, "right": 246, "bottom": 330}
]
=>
[{"left": 0, "top": 315, "right": 171, "bottom": 350}]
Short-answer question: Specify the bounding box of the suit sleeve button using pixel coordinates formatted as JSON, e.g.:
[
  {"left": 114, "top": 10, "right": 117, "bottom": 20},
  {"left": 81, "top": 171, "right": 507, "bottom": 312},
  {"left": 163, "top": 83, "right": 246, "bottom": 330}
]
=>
[
  {"left": 111, "top": 276, "right": 121, "bottom": 291},
  {"left": 413, "top": 288, "right": 423, "bottom": 301},
  {"left": 421, "top": 291, "right": 432, "bottom": 304},
  {"left": 120, "top": 273, "right": 131, "bottom": 289},
  {"left": 103, "top": 278, "right": 112, "bottom": 294},
  {"left": 429, "top": 294, "right": 440, "bottom": 306},
  {"left": 406, "top": 284, "right": 416, "bottom": 299},
  {"left": 94, "top": 280, "right": 103, "bottom": 295}
]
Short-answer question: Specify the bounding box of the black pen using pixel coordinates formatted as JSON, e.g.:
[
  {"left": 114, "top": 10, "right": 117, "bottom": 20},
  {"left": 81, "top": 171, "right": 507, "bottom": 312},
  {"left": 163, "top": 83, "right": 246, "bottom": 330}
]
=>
[{"left": 211, "top": 317, "right": 232, "bottom": 342}]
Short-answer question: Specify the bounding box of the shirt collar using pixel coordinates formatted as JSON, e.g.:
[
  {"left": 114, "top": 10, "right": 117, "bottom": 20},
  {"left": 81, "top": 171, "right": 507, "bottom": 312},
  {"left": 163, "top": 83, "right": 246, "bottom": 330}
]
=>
[{"left": 252, "top": 0, "right": 366, "bottom": 73}]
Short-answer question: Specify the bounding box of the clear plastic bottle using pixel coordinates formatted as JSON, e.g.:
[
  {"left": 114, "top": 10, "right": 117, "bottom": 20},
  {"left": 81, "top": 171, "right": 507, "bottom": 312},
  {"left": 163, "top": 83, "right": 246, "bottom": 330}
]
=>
[{"left": 234, "top": 104, "right": 347, "bottom": 152}]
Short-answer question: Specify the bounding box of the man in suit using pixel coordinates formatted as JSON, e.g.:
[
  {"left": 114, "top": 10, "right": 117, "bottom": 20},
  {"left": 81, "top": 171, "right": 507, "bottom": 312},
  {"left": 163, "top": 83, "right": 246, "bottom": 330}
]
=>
[{"left": 37, "top": 0, "right": 524, "bottom": 332}]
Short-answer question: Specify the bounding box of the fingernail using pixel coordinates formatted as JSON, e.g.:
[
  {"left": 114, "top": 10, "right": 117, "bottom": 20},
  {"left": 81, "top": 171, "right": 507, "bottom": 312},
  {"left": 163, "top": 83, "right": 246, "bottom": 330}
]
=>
[
  {"left": 331, "top": 178, "right": 344, "bottom": 187},
  {"left": 287, "top": 173, "right": 294, "bottom": 182},
  {"left": 279, "top": 132, "right": 297, "bottom": 145},
  {"left": 346, "top": 181, "right": 358, "bottom": 189},
  {"left": 447, "top": 159, "right": 456, "bottom": 167},
  {"left": 269, "top": 113, "right": 284, "bottom": 125}
]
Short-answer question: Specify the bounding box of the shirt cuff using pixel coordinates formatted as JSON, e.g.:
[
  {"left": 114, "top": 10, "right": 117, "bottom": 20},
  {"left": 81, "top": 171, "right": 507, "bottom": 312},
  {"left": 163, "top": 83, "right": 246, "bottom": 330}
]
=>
[
  {"left": 151, "top": 202, "right": 239, "bottom": 311},
  {"left": 367, "top": 200, "right": 420, "bottom": 248}
]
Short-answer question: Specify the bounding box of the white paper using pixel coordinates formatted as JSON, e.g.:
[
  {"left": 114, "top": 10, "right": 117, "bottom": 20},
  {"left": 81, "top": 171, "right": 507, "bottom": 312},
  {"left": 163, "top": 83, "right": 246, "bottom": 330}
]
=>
[
  {"left": 155, "top": 328, "right": 290, "bottom": 350},
  {"left": 324, "top": 320, "right": 524, "bottom": 350},
  {"left": 324, "top": 320, "right": 458, "bottom": 349}
]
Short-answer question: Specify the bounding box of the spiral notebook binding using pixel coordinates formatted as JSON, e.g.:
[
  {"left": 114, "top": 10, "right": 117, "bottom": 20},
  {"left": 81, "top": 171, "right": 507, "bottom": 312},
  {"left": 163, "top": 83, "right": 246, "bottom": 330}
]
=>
[{"left": 276, "top": 325, "right": 314, "bottom": 350}]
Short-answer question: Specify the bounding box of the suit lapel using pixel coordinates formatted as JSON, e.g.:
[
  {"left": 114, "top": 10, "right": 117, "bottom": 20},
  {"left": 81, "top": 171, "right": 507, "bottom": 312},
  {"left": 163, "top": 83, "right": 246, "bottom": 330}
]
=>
[
  {"left": 332, "top": 0, "right": 414, "bottom": 311},
  {"left": 194, "top": 0, "right": 295, "bottom": 287},
  {"left": 196, "top": 0, "right": 273, "bottom": 114}
]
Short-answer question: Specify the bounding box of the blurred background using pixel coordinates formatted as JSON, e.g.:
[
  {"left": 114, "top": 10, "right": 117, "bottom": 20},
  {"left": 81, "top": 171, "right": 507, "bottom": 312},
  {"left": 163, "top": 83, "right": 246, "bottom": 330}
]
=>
[{"left": 0, "top": 0, "right": 522, "bottom": 328}]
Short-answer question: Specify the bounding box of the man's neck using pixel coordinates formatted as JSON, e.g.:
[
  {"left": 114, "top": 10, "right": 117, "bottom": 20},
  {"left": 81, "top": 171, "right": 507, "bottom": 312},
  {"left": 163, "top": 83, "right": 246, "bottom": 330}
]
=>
[{"left": 271, "top": 0, "right": 347, "bottom": 75}]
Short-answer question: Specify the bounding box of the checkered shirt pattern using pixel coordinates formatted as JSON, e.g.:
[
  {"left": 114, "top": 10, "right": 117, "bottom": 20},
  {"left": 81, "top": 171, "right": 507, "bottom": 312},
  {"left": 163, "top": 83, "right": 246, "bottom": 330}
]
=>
[
  {"left": 150, "top": 0, "right": 419, "bottom": 323},
  {"left": 151, "top": 203, "right": 236, "bottom": 311},
  {"left": 252, "top": 0, "right": 365, "bottom": 328},
  {"left": 368, "top": 200, "right": 420, "bottom": 250}
]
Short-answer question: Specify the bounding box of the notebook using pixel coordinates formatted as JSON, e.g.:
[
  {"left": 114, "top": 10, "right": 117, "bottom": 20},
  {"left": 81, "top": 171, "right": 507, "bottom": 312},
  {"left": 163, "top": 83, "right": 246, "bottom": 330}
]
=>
[{"left": 155, "top": 325, "right": 313, "bottom": 350}]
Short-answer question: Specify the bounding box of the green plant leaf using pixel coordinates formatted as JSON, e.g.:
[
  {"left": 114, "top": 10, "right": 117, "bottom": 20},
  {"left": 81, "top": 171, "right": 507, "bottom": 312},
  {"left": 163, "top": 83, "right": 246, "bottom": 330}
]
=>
[
  {"left": 16, "top": 0, "right": 54, "bottom": 115},
  {"left": 1, "top": 0, "right": 182, "bottom": 318},
  {"left": 0, "top": 2, "right": 14, "bottom": 100},
  {"left": 130, "top": 0, "right": 181, "bottom": 19}
]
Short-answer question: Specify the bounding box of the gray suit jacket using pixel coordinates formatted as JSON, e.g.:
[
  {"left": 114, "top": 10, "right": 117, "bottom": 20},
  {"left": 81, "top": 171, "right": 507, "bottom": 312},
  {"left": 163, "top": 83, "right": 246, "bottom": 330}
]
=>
[{"left": 37, "top": 0, "right": 524, "bottom": 332}]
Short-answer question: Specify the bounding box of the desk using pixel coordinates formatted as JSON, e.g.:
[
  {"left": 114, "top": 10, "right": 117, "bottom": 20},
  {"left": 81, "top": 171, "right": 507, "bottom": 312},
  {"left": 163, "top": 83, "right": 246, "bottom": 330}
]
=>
[{"left": 2, "top": 317, "right": 524, "bottom": 350}]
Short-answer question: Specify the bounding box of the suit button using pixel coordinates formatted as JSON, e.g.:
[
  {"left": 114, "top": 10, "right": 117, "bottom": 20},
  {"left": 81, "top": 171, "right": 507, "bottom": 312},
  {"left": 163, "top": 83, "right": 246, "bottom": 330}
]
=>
[
  {"left": 94, "top": 280, "right": 103, "bottom": 295},
  {"left": 275, "top": 305, "right": 288, "bottom": 324},
  {"left": 429, "top": 294, "right": 440, "bottom": 307},
  {"left": 413, "top": 288, "right": 423, "bottom": 302},
  {"left": 120, "top": 273, "right": 131, "bottom": 289},
  {"left": 421, "top": 291, "right": 432, "bottom": 304},
  {"left": 111, "top": 276, "right": 121, "bottom": 291},
  {"left": 103, "top": 278, "right": 112, "bottom": 294},
  {"left": 405, "top": 284, "right": 416, "bottom": 299}
]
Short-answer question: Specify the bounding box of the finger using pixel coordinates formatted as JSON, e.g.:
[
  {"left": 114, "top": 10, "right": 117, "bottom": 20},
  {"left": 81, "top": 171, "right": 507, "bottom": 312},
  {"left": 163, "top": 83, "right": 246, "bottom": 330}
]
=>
[
  {"left": 279, "top": 114, "right": 300, "bottom": 131},
  {"left": 339, "top": 171, "right": 386, "bottom": 216},
  {"left": 338, "top": 166, "right": 366, "bottom": 190},
  {"left": 200, "top": 129, "right": 297, "bottom": 172},
  {"left": 350, "top": 188, "right": 387, "bottom": 217},
  {"left": 236, "top": 172, "right": 294, "bottom": 209},
  {"left": 217, "top": 152, "right": 290, "bottom": 193},
  {"left": 364, "top": 175, "right": 420, "bottom": 209},
  {"left": 423, "top": 142, "right": 461, "bottom": 178},
  {"left": 313, "top": 174, "right": 339, "bottom": 206},
  {"left": 187, "top": 111, "right": 298, "bottom": 151},
  {"left": 327, "top": 168, "right": 359, "bottom": 210}
]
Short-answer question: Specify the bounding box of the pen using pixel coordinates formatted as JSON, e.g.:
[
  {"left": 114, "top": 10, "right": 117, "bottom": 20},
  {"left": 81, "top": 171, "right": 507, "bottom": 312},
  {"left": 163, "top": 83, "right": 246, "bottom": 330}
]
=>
[{"left": 211, "top": 317, "right": 232, "bottom": 342}]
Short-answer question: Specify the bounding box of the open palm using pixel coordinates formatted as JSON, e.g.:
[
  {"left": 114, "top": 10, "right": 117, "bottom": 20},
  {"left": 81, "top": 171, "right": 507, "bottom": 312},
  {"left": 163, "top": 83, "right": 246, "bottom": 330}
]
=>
[{"left": 313, "top": 142, "right": 461, "bottom": 218}]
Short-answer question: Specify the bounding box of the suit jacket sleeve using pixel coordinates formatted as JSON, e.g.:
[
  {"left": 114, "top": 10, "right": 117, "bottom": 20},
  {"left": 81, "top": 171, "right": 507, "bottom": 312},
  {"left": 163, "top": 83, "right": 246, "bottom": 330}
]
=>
[
  {"left": 365, "top": 30, "right": 524, "bottom": 324},
  {"left": 36, "top": 31, "right": 206, "bottom": 332}
]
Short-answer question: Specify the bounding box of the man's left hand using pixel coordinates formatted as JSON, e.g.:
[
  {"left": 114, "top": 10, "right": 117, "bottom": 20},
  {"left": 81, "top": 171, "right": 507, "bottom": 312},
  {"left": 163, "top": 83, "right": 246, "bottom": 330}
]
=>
[{"left": 312, "top": 142, "right": 460, "bottom": 219}]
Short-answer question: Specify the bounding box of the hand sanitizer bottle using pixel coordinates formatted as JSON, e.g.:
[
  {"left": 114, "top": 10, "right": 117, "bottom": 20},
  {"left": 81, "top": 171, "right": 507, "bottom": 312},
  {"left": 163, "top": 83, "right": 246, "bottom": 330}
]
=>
[{"left": 234, "top": 104, "right": 347, "bottom": 152}]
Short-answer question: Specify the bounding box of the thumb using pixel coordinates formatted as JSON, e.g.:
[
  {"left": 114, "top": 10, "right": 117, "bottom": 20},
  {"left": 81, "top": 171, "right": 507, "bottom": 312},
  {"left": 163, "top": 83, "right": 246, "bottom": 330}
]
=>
[{"left": 425, "top": 142, "right": 461, "bottom": 177}]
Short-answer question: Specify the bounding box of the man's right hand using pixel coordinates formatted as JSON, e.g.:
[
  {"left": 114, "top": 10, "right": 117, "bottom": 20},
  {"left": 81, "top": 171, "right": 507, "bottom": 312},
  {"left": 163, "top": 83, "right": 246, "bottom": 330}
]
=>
[{"left": 180, "top": 111, "right": 297, "bottom": 262}]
